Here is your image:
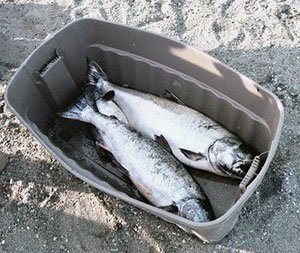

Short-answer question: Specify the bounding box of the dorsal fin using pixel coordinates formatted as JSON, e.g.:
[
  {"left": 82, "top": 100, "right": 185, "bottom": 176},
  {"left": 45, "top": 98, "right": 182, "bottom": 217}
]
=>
[
  {"left": 154, "top": 135, "right": 172, "bottom": 154},
  {"left": 161, "top": 89, "right": 185, "bottom": 105}
]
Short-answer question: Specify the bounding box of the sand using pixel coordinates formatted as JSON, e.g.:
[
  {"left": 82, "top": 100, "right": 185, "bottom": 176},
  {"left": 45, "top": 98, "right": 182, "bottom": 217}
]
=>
[{"left": 0, "top": 0, "right": 299, "bottom": 252}]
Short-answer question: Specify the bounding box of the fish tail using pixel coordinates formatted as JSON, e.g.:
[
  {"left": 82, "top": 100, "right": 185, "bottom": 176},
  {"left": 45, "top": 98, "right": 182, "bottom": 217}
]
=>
[
  {"left": 86, "top": 58, "right": 108, "bottom": 90},
  {"left": 57, "top": 87, "right": 97, "bottom": 123}
]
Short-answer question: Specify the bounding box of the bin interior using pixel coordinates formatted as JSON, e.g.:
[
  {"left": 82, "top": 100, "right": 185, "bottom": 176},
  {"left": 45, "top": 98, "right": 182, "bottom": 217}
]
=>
[{"left": 6, "top": 19, "right": 281, "bottom": 221}]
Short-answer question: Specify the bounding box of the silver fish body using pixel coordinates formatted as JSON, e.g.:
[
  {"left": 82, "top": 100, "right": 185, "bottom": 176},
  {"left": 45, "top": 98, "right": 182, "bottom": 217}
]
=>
[
  {"left": 58, "top": 92, "right": 214, "bottom": 222},
  {"left": 87, "top": 60, "right": 253, "bottom": 179}
]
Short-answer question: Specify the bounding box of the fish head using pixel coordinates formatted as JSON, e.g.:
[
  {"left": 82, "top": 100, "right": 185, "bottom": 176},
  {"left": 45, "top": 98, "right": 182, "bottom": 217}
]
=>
[
  {"left": 209, "top": 137, "right": 253, "bottom": 179},
  {"left": 178, "top": 198, "right": 212, "bottom": 223}
]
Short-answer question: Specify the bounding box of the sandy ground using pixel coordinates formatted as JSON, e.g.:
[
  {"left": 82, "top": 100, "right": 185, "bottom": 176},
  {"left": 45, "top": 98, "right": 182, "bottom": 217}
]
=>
[{"left": 0, "top": 0, "right": 299, "bottom": 252}]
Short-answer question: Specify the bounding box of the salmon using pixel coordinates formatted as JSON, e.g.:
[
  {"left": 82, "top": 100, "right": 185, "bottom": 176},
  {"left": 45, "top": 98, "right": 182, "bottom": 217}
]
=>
[
  {"left": 58, "top": 89, "right": 214, "bottom": 222},
  {"left": 87, "top": 59, "right": 253, "bottom": 179}
]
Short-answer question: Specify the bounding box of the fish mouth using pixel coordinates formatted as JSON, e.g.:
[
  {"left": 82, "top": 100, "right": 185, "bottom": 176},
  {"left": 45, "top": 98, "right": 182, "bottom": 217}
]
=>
[
  {"left": 233, "top": 159, "right": 252, "bottom": 169},
  {"left": 215, "top": 158, "right": 253, "bottom": 180},
  {"left": 232, "top": 159, "right": 253, "bottom": 178}
]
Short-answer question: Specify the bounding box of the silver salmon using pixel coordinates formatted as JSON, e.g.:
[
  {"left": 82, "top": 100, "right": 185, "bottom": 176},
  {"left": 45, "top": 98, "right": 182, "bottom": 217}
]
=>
[
  {"left": 87, "top": 59, "right": 253, "bottom": 179},
  {"left": 58, "top": 90, "right": 214, "bottom": 223}
]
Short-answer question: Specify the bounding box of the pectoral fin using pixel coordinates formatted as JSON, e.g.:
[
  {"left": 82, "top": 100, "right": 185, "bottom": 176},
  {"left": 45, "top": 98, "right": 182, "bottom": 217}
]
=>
[
  {"left": 95, "top": 141, "right": 130, "bottom": 177},
  {"left": 95, "top": 140, "right": 110, "bottom": 152},
  {"left": 95, "top": 145, "right": 112, "bottom": 163},
  {"left": 154, "top": 135, "right": 172, "bottom": 154},
  {"left": 161, "top": 89, "right": 185, "bottom": 105},
  {"left": 180, "top": 148, "right": 205, "bottom": 161},
  {"left": 111, "top": 159, "right": 130, "bottom": 178},
  {"left": 159, "top": 204, "right": 178, "bottom": 213}
]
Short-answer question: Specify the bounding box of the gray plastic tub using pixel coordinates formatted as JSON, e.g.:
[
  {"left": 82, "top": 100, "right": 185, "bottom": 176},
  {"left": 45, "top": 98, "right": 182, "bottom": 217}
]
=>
[{"left": 5, "top": 18, "right": 284, "bottom": 242}]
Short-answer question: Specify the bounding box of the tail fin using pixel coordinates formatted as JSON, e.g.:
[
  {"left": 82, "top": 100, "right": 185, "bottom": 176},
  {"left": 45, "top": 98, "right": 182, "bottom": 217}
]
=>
[
  {"left": 86, "top": 58, "right": 108, "bottom": 87},
  {"left": 57, "top": 87, "right": 97, "bottom": 123}
]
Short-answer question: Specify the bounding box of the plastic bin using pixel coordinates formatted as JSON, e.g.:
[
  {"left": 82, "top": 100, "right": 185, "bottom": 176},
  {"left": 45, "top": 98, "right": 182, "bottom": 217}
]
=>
[{"left": 5, "top": 18, "right": 284, "bottom": 242}]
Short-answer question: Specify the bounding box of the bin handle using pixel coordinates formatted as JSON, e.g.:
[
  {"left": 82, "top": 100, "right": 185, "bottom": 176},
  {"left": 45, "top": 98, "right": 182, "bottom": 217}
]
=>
[{"left": 234, "top": 151, "right": 269, "bottom": 203}]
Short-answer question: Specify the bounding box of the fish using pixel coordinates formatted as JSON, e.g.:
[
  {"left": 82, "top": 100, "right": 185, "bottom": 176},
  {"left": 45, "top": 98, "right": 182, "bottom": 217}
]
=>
[
  {"left": 58, "top": 89, "right": 215, "bottom": 223},
  {"left": 87, "top": 59, "right": 253, "bottom": 179}
]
